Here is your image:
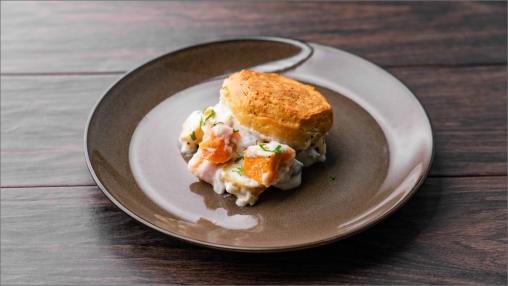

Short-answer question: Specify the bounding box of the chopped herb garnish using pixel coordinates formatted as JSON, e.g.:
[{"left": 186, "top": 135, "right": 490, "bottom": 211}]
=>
[
  {"left": 232, "top": 166, "right": 244, "bottom": 175},
  {"left": 205, "top": 109, "right": 216, "bottom": 121},
  {"left": 199, "top": 116, "right": 204, "bottom": 128},
  {"left": 234, "top": 155, "right": 243, "bottom": 163},
  {"left": 329, "top": 176, "right": 336, "bottom": 181},
  {"left": 212, "top": 122, "right": 224, "bottom": 127},
  {"left": 258, "top": 144, "right": 269, "bottom": 152},
  {"left": 190, "top": 130, "right": 197, "bottom": 141},
  {"left": 259, "top": 144, "right": 282, "bottom": 154}
]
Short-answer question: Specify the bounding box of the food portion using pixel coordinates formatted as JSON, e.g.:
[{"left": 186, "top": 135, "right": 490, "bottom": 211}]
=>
[
  {"left": 243, "top": 142, "right": 298, "bottom": 187},
  {"left": 179, "top": 69, "right": 333, "bottom": 206}
]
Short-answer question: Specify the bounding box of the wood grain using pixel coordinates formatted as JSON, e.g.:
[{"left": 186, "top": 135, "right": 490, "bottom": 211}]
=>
[
  {"left": 1, "top": 66, "right": 505, "bottom": 187},
  {"left": 391, "top": 65, "right": 507, "bottom": 177},
  {"left": 0, "top": 75, "right": 120, "bottom": 187},
  {"left": 1, "top": 1, "right": 506, "bottom": 73},
  {"left": 1, "top": 177, "right": 506, "bottom": 285}
]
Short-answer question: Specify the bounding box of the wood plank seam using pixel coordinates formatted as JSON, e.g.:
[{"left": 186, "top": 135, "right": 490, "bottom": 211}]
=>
[
  {"left": 0, "top": 71, "right": 127, "bottom": 76},
  {"left": 1, "top": 174, "right": 507, "bottom": 189},
  {"left": 1, "top": 63, "right": 507, "bottom": 77}
]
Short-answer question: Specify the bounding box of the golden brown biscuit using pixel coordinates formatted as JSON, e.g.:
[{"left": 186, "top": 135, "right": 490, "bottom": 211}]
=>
[{"left": 220, "top": 70, "right": 333, "bottom": 149}]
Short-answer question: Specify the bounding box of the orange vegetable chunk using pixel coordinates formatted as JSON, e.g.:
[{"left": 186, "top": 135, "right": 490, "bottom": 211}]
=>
[
  {"left": 244, "top": 155, "right": 278, "bottom": 186},
  {"left": 243, "top": 147, "right": 295, "bottom": 186},
  {"left": 199, "top": 125, "right": 239, "bottom": 164}
]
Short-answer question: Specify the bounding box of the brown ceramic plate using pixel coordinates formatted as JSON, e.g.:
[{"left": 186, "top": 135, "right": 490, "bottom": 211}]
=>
[{"left": 85, "top": 37, "right": 433, "bottom": 252}]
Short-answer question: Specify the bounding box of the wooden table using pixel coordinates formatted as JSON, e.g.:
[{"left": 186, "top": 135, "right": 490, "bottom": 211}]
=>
[{"left": 1, "top": 2, "right": 506, "bottom": 285}]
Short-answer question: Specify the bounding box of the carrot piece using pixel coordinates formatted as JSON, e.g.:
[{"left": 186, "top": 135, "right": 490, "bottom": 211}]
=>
[
  {"left": 244, "top": 155, "right": 277, "bottom": 186},
  {"left": 199, "top": 126, "right": 238, "bottom": 164},
  {"left": 200, "top": 138, "right": 231, "bottom": 163},
  {"left": 243, "top": 147, "right": 295, "bottom": 186}
]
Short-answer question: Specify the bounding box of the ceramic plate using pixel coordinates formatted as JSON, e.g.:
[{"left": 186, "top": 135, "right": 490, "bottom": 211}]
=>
[{"left": 85, "top": 37, "right": 433, "bottom": 252}]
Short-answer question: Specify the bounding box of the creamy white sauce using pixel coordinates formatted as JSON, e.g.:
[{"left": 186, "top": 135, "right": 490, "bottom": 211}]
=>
[
  {"left": 215, "top": 98, "right": 272, "bottom": 149},
  {"left": 245, "top": 141, "right": 291, "bottom": 158},
  {"left": 274, "top": 159, "right": 303, "bottom": 190},
  {"left": 213, "top": 123, "right": 233, "bottom": 139},
  {"left": 129, "top": 78, "right": 260, "bottom": 229},
  {"left": 180, "top": 96, "right": 327, "bottom": 206},
  {"left": 296, "top": 137, "right": 327, "bottom": 167},
  {"left": 178, "top": 110, "right": 203, "bottom": 153},
  {"left": 188, "top": 150, "right": 220, "bottom": 184},
  {"left": 213, "top": 98, "right": 234, "bottom": 125},
  {"left": 212, "top": 168, "right": 225, "bottom": 194},
  {"left": 225, "top": 183, "right": 259, "bottom": 207},
  {"left": 219, "top": 162, "right": 264, "bottom": 206}
]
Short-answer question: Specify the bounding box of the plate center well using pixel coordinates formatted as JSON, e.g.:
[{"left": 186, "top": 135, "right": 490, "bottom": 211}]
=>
[{"left": 129, "top": 77, "right": 389, "bottom": 243}]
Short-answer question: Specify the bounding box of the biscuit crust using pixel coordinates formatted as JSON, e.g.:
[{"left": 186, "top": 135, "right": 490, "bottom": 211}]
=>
[{"left": 221, "top": 70, "right": 333, "bottom": 149}]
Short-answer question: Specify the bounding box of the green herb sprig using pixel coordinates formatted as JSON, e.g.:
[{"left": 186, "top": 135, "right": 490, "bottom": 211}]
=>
[
  {"left": 232, "top": 166, "right": 244, "bottom": 175},
  {"left": 259, "top": 144, "right": 282, "bottom": 154},
  {"left": 205, "top": 109, "right": 216, "bottom": 121}
]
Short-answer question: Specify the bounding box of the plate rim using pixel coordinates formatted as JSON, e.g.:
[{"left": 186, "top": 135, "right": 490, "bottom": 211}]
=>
[{"left": 84, "top": 36, "right": 435, "bottom": 252}]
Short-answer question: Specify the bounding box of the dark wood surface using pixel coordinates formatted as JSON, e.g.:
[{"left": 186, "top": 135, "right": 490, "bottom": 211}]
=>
[
  {"left": 1, "top": 1, "right": 506, "bottom": 73},
  {"left": 1, "top": 1, "right": 506, "bottom": 285},
  {"left": 2, "top": 177, "right": 506, "bottom": 285}
]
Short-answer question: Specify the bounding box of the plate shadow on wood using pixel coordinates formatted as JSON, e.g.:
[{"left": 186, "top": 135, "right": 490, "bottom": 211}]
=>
[{"left": 85, "top": 177, "right": 441, "bottom": 282}]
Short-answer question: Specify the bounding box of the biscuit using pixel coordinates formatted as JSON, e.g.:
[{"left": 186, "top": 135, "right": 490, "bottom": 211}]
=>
[{"left": 221, "top": 70, "right": 333, "bottom": 149}]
